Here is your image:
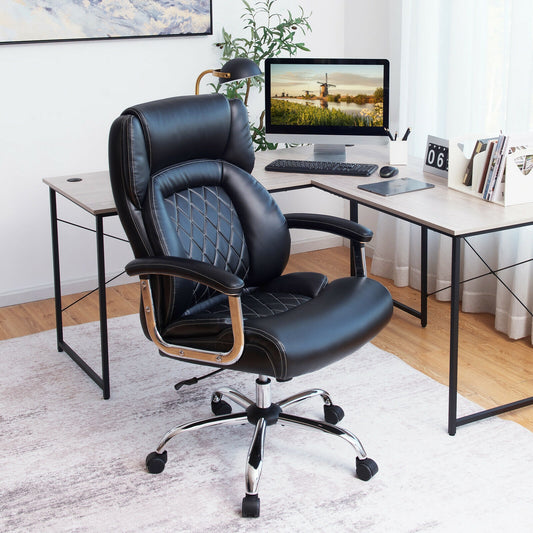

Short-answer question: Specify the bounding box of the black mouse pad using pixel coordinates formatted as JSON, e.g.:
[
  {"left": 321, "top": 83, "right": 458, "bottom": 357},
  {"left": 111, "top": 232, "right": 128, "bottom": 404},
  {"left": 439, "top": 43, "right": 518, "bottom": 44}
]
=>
[{"left": 358, "top": 178, "right": 434, "bottom": 196}]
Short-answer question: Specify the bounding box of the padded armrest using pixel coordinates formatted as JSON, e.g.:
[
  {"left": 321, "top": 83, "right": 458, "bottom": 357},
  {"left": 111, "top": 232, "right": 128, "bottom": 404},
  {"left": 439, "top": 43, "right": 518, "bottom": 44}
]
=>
[
  {"left": 126, "top": 256, "right": 244, "bottom": 296},
  {"left": 285, "top": 213, "right": 373, "bottom": 243}
]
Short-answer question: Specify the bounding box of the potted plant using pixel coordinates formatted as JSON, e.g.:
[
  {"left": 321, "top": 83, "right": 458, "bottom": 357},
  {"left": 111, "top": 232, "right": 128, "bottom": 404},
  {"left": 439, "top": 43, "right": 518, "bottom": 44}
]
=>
[{"left": 213, "top": 0, "right": 312, "bottom": 150}]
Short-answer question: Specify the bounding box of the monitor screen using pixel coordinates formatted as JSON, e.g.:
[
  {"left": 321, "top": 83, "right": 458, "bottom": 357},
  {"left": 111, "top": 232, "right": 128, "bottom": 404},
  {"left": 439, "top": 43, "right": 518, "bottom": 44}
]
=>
[{"left": 264, "top": 58, "right": 389, "bottom": 154}]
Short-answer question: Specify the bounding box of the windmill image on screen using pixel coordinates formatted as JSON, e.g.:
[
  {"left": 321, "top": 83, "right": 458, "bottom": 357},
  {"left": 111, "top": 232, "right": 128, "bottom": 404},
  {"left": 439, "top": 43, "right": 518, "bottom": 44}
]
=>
[{"left": 265, "top": 58, "right": 389, "bottom": 157}]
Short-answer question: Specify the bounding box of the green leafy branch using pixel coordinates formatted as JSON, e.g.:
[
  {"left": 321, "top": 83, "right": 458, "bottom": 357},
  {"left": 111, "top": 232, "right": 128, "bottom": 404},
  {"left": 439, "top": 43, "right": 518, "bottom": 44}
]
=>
[{"left": 212, "top": 0, "right": 312, "bottom": 150}]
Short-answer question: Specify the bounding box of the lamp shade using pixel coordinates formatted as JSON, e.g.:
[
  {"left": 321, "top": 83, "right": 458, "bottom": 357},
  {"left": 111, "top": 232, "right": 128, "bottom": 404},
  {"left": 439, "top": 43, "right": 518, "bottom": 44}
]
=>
[{"left": 219, "top": 58, "right": 261, "bottom": 84}]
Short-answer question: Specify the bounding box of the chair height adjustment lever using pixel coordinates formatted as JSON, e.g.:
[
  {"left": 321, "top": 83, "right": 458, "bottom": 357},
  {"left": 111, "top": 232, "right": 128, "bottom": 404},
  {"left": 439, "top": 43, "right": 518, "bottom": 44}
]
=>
[{"left": 174, "top": 368, "right": 224, "bottom": 391}]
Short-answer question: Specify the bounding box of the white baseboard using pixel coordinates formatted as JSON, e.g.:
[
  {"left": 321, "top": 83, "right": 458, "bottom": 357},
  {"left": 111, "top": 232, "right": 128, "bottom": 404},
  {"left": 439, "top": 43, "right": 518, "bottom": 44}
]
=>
[
  {"left": 0, "top": 270, "right": 132, "bottom": 308},
  {"left": 292, "top": 237, "right": 376, "bottom": 258},
  {"left": 290, "top": 235, "right": 343, "bottom": 254},
  {"left": 2, "top": 236, "right": 359, "bottom": 308}
]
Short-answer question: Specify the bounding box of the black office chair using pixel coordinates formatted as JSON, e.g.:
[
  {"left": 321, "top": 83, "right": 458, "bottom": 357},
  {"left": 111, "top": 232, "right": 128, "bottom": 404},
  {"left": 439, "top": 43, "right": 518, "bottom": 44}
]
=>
[{"left": 108, "top": 94, "right": 393, "bottom": 517}]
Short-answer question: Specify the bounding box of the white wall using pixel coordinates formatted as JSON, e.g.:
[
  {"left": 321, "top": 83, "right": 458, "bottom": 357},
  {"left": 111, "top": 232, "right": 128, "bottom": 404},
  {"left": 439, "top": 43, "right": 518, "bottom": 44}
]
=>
[
  {"left": 343, "top": 0, "right": 399, "bottom": 238},
  {"left": 344, "top": 0, "right": 400, "bottom": 128},
  {"left": 0, "top": 0, "right": 391, "bottom": 306}
]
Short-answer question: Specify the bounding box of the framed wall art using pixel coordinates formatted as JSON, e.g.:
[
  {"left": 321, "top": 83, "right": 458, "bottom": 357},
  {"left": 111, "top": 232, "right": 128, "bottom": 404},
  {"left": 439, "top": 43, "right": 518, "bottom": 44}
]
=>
[{"left": 0, "top": 0, "right": 213, "bottom": 45}]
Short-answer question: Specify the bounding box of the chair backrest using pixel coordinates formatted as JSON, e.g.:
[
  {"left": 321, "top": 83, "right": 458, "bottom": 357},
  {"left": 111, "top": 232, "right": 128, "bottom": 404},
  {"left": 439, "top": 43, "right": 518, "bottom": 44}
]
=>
[{"left": 109, "top": 94, "right": 291, "bottom": 325}]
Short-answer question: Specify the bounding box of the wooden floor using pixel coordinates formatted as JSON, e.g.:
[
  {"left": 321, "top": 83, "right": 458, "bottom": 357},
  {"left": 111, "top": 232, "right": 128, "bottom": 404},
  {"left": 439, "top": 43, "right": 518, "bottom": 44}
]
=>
[{"left": 1, "top": 247, "right": 532, "bottom": 432}]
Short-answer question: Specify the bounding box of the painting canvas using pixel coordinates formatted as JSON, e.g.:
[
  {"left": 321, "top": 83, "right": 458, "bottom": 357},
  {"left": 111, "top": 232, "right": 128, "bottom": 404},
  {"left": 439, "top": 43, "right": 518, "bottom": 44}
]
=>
[{"left": 0, "top": 0, "right": 212, "bottom": 44}]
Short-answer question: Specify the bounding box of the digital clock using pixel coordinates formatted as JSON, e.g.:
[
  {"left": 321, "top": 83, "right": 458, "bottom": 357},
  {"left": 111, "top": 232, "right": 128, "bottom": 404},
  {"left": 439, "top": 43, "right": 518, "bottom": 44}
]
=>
[{"left": 424, "top": 135, "right": 449, "bottom": 178}]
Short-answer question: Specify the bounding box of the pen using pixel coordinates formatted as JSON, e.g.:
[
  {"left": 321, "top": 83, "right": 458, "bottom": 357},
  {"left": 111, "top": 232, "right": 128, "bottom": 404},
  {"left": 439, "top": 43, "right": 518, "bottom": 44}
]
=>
[
  {"left": 384, "top": 128, "right": 394, "bottom": 141},
  {"left": 394, "top": 131, "right": 398, "bottom": 141},
  {"left": 402, "top": 127, "right": 411, "bottom": 141}
]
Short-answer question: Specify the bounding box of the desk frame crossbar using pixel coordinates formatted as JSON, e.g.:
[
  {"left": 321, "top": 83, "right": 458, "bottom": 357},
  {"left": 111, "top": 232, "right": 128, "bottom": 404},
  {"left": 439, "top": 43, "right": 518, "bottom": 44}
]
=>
[
  {"left": 49, "top": 188, "right": 121, "bottom": 399},
  {"left": 344, "top": 195, "right": 533, "bottom": 435},
  {"left": 448, "top": 229, "right": 533, "bottom": 434}
]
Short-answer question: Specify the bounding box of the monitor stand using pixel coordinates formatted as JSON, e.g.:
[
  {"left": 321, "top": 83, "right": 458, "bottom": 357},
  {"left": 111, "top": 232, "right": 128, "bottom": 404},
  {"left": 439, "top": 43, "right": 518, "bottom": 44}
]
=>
[{"left": 313, "top": 144, "right": 352, "bottom": 162}]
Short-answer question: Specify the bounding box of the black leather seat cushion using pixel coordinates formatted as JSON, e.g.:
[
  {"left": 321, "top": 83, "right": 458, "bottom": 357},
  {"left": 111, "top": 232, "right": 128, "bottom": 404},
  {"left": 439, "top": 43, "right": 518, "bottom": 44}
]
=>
[{"left": 163, "top": 274, "right": 391, "bottom": 380}]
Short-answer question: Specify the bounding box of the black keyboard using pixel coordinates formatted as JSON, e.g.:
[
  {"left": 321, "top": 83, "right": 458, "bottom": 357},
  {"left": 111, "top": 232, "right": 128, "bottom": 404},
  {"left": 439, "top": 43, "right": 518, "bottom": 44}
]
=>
[{"left": 265, "top": 159, "right": 378, "bottom": 177}]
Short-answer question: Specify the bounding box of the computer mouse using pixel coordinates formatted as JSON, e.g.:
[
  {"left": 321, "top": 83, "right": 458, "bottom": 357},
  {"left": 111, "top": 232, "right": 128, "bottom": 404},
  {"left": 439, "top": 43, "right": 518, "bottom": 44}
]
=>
[{"left": 379, "top": 165, "right": 399, "bottom": 178}]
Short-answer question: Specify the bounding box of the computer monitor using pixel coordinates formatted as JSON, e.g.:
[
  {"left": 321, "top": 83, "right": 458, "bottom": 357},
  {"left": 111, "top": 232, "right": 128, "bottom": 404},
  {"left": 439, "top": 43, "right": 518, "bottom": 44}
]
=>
[{"left": 264, "top": 57, "right": 390, "bottom": 159}]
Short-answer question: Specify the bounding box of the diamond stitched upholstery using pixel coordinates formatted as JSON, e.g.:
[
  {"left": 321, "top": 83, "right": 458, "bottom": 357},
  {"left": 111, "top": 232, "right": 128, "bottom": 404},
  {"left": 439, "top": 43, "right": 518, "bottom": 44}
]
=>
[
  {"left": 199, "top": 291, "right": 311, "bottom": 319},
  {"left": 165, "top": 185, "right": 250, "bottom": 305}
]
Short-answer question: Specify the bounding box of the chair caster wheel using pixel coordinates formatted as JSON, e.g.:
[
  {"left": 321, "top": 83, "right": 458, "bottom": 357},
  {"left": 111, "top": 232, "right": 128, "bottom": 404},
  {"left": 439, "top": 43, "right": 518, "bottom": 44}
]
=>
[
  {"left": 356, "top": 457, "right": 378, "bottom": 481},
  {"left": 242, "top": 494, "right": 260, "bottom": 518},
  {"left": 323, "top": 404, "right": 345, "bottom": 424},
  {"left": 146, "top": 450, "right": 167, "bottom": 474},
  {"left": 211, "top": 398, "right": 232, "bottom": 416}
]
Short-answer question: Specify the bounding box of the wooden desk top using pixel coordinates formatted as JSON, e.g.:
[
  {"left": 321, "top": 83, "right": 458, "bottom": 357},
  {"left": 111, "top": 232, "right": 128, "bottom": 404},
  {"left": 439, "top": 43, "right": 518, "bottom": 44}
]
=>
[
  {"left": 303, "top": 146, "right": 533, "bottom": 237},
  {"left": 43, "top": 153, "right": 316, "bottom": 215},
  {"left": 44, "top": 145, "right": 533, "bottom": 236},
  {"left": 43, "top": 171, "right": 115, "bottom": 216}
]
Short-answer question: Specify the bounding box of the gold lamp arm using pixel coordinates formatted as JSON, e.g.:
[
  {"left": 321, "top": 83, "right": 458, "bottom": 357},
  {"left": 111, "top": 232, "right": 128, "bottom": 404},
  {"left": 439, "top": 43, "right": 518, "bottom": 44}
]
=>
[
  {"left": 244, "top": 78, "right": 251, "bottom": 106},
  {"left": 195, "top": 69, "right": 231, "bottom": 94}
]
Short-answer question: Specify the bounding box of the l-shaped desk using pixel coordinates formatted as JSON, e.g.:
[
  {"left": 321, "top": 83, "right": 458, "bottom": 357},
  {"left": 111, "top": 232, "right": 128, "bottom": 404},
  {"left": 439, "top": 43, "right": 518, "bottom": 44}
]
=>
[{"left": 44, "top": 144, "right": 533, "bottom": 435}]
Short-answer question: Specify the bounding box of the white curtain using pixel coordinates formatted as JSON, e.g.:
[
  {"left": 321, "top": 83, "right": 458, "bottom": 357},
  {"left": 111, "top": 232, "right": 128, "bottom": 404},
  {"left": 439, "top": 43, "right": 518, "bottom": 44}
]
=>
[{"left": 371, "top": 0, "right": 533, "bottom": 342}]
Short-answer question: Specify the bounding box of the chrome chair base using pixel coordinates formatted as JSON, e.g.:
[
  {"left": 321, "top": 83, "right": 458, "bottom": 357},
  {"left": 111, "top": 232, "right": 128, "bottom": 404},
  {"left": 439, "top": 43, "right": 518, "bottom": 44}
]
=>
[{"left": 146, "top": 376, "right": 378, "bottom": 518}]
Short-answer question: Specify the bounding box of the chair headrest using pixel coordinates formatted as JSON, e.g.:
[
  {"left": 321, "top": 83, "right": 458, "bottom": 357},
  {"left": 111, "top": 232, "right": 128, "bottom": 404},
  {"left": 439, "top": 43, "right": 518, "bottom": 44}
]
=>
[{"left": 121, "top": 93, "right": 255, "bottom": 176}]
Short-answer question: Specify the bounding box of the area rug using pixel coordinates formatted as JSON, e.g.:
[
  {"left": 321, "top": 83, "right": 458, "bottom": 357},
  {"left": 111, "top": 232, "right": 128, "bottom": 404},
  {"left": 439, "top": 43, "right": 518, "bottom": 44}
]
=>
[{"left": 1, "top": 315, "right": 533, "bottom": 532}]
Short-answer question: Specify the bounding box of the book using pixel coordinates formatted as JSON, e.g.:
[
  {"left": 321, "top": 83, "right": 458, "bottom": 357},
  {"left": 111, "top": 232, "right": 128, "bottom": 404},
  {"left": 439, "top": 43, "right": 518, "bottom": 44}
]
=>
[
  {"left": 462, "top": 137, "right": 495, "bottom": 186},
  {"left": 513, "top": 150, "right": 533, "bottom": 175},
  {"left": 487, "top": 136, "right": 509, "bottom": 200},
  {"left": 482, "top": 134, "right": 506, "bottom": 200},
  {"left": 478, "top": 140, "right": 496, "bottom": 193},
  {"left": 491, "top": 144, "right": 528, "bottom": 203}
]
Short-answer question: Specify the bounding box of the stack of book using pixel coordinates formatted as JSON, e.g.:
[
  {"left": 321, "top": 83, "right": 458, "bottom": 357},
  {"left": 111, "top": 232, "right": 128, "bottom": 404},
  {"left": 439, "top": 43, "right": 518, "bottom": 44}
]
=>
[
  {"left": 449, "top": 133, "right": 533, "bottom": 205},
  {"left": 461, "top": 134, "right": 527, "bottom": 202}
]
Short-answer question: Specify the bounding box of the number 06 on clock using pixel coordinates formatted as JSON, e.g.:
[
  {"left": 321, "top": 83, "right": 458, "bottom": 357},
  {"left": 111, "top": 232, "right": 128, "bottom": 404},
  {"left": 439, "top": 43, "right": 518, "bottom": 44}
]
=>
[{"left": 424, "top": 135, "right": 449, "bottom": 178}]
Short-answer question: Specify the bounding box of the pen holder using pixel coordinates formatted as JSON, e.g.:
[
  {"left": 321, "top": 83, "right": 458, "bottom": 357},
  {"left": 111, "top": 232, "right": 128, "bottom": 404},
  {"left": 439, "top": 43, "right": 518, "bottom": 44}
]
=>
[{"left": 389, "top": 140, "right": 408, "bottom": 165}]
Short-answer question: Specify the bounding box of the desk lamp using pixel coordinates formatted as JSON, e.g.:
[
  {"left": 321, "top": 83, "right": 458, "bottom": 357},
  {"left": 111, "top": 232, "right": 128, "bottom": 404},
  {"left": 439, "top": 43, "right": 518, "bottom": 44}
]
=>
[{"left": 195, "top": 57, "right": 261, "bottom": 105}]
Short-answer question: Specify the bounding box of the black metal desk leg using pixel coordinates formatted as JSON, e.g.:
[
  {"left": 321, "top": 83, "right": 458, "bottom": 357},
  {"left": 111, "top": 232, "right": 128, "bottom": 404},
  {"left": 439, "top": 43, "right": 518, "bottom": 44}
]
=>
[
  {"left": 49, "top": 189, "right": 64, "bottom": 352},
  {"left": 96, "top": 216, "right": 111, "bottom": 399},
  {"left": 448, "top": 236, "right": 461, "bottom": 436},
  {"left": 420, "top": 227, "right": 428, "bottom": 327},
  {"left": 349, "top": 200, "right": 359, "bottom": 277}
]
